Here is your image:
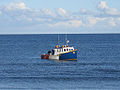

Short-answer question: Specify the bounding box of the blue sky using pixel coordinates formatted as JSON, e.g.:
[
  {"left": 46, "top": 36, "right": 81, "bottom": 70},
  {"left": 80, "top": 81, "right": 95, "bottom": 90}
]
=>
[{"left": 0, "top": 0, "right": 120, "bottom": 34}]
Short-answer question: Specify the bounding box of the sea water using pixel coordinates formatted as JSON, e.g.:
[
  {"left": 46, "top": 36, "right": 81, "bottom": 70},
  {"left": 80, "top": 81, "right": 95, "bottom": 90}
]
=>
[{"left": 0, "top": 34, "right": 120, "bottom": 90}]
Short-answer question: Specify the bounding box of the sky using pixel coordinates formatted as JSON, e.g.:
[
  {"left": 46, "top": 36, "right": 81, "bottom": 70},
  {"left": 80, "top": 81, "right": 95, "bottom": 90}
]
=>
[{"left": 0, "top": 0, "right": 120, "bottom": 34}]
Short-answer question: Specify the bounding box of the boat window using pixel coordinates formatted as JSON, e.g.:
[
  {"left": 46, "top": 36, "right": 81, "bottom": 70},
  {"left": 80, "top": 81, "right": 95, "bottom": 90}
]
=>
[
  {"left": 52, "top": 50, "right": 54, "bottom": 55},
  {"left": 60, "top": 49, "right": 62, "bottom": 52},
  {"left": 67, "top": 49, "right": 68, "bottom": 51},
  {"left": 69, "top": 49, "right": 71, "bottom": 51},
  {"left": 64, "top": 49, "right": 66, "bottom": 51}
]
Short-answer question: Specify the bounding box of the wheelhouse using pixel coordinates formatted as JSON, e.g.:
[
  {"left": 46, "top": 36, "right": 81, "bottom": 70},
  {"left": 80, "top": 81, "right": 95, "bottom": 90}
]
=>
[{"left": 52, "top": 45, "right": 75, "bottom": 55}]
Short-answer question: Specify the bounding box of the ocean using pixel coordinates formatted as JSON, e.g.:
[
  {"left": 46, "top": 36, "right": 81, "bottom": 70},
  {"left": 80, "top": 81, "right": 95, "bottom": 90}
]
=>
[{"left": 0, "top": 34, "right": 120, "bottom": 90}]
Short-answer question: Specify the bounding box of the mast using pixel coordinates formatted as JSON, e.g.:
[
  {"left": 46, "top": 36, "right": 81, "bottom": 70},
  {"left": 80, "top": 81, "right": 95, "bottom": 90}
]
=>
[
  {"left": 66, "top": 32, "right": 69, "bottom": 45},
  {"left": 58, "top": 34, "right": 59, "bottom": 45},
  {"left": 66, "top": 33, "right": 67, "bottom": 44},
  {"left": 65, "top": 33, "right": 69, "bottom": 46}
]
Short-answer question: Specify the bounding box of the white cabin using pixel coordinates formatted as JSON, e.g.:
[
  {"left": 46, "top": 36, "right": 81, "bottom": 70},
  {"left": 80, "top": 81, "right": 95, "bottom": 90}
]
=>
[{"left": 53, "top": 46, "right": 74, "bottom": 55}]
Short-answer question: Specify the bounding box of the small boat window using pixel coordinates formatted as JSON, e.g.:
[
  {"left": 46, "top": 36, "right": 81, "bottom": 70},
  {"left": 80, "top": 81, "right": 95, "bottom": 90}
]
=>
[
  {"left": 64, "top": 49, "right": 66, "bottom": 51},
  {"left": 52, "top": 50, "right": 54, "bottom": 55},
  {"left": 69, "top": 49, "right": 71, "bottom": 51},
  {"left": 60, "top": 49, "right": 62, "bottom": 52},
  {"left": 67, "top": 49, "right": 68, "bottom": 51}
]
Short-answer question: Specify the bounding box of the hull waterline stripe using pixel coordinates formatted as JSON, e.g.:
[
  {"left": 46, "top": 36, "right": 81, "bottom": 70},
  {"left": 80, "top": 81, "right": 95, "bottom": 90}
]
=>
[{"left": 62, "top": 59, "right": 77, "bottom": 60}]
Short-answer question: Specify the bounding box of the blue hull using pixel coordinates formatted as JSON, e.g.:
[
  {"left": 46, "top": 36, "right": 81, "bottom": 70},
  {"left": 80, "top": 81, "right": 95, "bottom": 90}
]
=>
[{"left": 59, "top": 50, "right": 77, "bottom": 60}]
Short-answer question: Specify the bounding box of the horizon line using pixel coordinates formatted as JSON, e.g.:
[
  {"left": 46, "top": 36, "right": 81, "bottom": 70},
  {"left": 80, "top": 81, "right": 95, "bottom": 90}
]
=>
[{"left": 0, "top": 33, "right": 120, "bottom": 35}]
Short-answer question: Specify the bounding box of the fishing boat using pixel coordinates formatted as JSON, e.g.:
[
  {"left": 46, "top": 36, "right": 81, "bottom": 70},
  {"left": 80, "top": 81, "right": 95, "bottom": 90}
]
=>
[{"left": 41, "top": 34, "right": 77, "bottom": 60}]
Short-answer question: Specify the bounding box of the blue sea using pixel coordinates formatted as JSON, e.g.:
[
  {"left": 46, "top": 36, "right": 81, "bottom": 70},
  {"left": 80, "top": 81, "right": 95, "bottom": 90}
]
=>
[{"left": 0, "top": 34, "right": 120, "bottom": 90}]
